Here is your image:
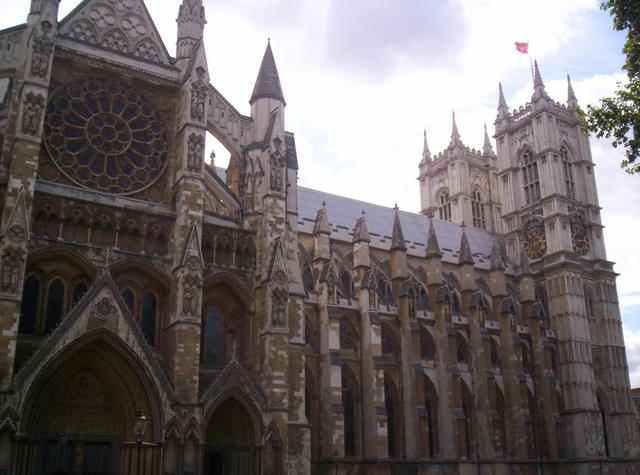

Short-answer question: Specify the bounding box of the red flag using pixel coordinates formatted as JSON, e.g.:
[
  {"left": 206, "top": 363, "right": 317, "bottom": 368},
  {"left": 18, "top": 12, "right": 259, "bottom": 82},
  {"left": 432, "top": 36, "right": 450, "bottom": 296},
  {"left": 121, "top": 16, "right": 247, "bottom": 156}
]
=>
[{"left": 515, "top": 41, "right": 529, "bottom": 54}]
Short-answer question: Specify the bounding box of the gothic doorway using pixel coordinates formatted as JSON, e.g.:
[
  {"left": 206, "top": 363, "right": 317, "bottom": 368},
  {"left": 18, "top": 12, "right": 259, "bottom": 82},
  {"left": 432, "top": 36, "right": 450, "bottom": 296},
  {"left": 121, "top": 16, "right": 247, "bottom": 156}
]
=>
[
  {"left": 204, "top": 398, "right": 258, "bottom": 475},
  {"left": 17, "top": 335, "right": 160, "bottom": 475}
]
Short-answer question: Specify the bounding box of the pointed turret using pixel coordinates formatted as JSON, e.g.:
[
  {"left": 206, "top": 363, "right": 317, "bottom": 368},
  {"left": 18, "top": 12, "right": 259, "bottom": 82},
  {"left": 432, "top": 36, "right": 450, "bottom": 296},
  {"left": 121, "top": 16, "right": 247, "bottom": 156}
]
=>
[
  {"left": 483, "top": 124, "right": 494, "bottom": 156},
  {"left": 353, "top": 211, "right": 370, "bottom": 243},
  {"left": 313, "top": 202, "right": 330, "bottom": 235},
  {"left": 250, "top": 40, "right": 286, "bottom": 106},
  {"left": 425, "top": 216, "right": 442, "bottom": 259},
  {"left": 391, "top": 205, "right": 406, "bottom": 251},
  {"left": 458, "top": 223, "right": 474, "bottom": 265},
  {"left": 532, "top": 60, "right": 548, "bottom": 100},
  {"left": 567, "top": 74, "right": 578, "bottom": 109},
  {"left": 489, "top": 236, "right": 504, "bottom": 271},
  {"left": 422, "top": 129, "right": 432, "bottom": 163},
  {"left": 496, "top": 82, "right": 510, "bottom": 122},
  {"left": 176, "top": 0, "right": 206, "bottom": 59},
  {"left": 450, "top": 111, "right": 462, "bottom": 147}
]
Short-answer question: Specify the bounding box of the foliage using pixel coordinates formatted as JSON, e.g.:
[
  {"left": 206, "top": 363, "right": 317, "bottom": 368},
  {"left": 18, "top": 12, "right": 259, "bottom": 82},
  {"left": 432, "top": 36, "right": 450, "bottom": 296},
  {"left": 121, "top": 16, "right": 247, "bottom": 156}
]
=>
[{"left": 583, "top": 0, "right": 640, "bottom": 173}]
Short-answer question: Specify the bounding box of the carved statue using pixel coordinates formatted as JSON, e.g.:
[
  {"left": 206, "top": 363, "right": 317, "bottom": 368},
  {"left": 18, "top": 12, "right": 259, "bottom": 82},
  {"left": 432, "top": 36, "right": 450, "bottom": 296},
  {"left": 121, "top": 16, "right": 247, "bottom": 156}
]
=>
[
  {"left": 31, "top": 21, "right": 54, "bottom": 78},
  {"left": 0, "top": 247, "right": 24, "bottom": 294},
  {"left": 190, "top": 75, "right": 207, "bottom": 122},
  {"left": 187, "top": 133, "right": 204, "bottom": 172},
  {"left": 271, "top": 288, "right": 287, "bottom": 326},
  {"left": 22, "top": 92, "right": 45, "bottom": 136}
]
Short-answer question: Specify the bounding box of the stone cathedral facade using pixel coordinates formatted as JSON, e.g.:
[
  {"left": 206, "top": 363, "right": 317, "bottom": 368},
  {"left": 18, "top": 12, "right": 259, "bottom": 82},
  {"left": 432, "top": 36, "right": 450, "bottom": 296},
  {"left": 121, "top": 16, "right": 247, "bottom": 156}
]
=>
[{"left": 0, "top": 1, "right": 637, "bottom": 474}]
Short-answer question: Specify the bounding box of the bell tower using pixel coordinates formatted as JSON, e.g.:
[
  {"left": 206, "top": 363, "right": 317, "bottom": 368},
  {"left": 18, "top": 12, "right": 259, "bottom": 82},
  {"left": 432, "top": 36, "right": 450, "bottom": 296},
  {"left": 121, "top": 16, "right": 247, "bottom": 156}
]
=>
[{"left": 495, "top": 63, "right": 639, "bottom": 462}]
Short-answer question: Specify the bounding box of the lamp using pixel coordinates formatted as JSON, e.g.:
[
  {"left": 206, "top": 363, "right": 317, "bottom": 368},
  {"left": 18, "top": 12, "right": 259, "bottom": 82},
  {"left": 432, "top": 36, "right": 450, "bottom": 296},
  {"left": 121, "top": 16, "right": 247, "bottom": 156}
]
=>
[{"left": 134, "top": 408, "right": 147, "bottom": 443}]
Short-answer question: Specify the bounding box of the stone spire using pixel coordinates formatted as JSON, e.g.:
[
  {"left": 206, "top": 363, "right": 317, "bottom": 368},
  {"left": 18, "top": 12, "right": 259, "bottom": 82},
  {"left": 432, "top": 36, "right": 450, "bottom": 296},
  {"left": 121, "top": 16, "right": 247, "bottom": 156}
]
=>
[
  {"left": 489, "top": 236, "right": 504, "bottom": 271},
  {"left": 532, "top": 60, "right": 548, "bottom": 100},
  {"left": 352, "top": 211, "right": 370, "bottom": 243},
  {"left": 313, "top": 202, "right": 330, "bottom": 235},
  {"left": 422, "top": 129, "right": 432, "bottom": 162},
  {"left": 458, "top": 223, "right": 474, "bottom": 265},
  {"left": 497, "top": 82, "right": 509, "bottom": 120},
  {"left": 250, "top": 40, "right": 286, "bottom": 106},
  {"left": 483, "top": 123, "right": 494, "bottom": 155},
  {"left": 567, "top": 74, "right": 578, "bottom": 109},
  {"left": 450, "top": 111, "right": 462, "bottom": 147},
  {"left": 391, "top": 205, "right": 406, "bottom": 251},
  {"left": 176, "top": 0, "right": 206, "bottom": 58},
  {"left": 425, "top": 216, "right": 442, "bottom": 259}
]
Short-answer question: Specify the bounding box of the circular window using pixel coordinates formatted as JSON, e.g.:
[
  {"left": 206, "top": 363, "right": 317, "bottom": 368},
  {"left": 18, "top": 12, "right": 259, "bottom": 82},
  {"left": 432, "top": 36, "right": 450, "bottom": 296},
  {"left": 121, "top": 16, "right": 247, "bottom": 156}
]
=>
[{"left": 44, "top": 78, "right": 168, "bottom": 194}]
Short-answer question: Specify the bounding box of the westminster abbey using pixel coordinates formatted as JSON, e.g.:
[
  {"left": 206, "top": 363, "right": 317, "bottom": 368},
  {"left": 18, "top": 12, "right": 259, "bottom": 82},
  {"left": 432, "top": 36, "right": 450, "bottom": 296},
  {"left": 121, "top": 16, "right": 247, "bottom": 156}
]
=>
[{"left": 0, "top": 1, "right": 637, "bottom": 474}]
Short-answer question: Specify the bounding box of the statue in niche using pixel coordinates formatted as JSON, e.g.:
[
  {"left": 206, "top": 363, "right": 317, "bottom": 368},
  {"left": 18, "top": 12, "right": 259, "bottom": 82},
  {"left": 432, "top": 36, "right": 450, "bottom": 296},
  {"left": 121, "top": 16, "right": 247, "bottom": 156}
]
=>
[
  {"left": 182, "top": 274, "right": 201, "bottom": 318},
  {"left": 187, "top": 133, "right": 204, "bottom": 172},
  {"left": 269, "top": 152, "right": 284, "bottom": 191},
  {"left": 190, "top": 77, "right": 206, "bottom": 122},
  {"left": 31, "top": 21, "right": 53, "bottom": 78},
  {"left": 0, "top": 247, "right": 24, "bottom": 294},
  {"left": 21, "top": 92, "right": 45, "bottom": 136}
]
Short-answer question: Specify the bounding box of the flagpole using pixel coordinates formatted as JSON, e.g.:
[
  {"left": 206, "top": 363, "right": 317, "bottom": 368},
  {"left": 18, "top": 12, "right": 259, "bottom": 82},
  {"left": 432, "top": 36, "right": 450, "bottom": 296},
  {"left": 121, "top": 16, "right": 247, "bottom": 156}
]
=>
[{"left": 528, "top": 40, "right": 534, "bottom": 82}]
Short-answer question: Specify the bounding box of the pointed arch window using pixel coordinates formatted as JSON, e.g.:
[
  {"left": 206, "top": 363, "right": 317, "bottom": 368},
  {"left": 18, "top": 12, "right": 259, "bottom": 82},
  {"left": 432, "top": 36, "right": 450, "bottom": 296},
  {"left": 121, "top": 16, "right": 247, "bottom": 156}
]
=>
[
  {"left": 44, "top": 279, "right": 65, "bottom": 334},
  {"left": 121, "top": 288, "right": 135, "bottom": 314},
  {"left": 522, "top": 150, "right": 541, "bottom": 204},
  {"left": 342, "top": 374, "right": 356, "bottom": 456},
  {"left": 561, "top": 147, "right": 575, "bottom": 200},
  {"left": 72, "top": 281, "right": 88, "bottom": 307},
  {"left": 141, "top": 292, "right": 156, "bottom": 345},
  {"left": 19, "top": 276, "right": 39, "bottom": 334},
  {"left": 203, "top": 304, "right": 224, "bottom": 364},
  {"left": 438, "top": 192, "right": 452, "bottom": 221},
  {"left": 384, "top": 378, "right": 398, "bottom": 457},
  {"left": 471, "top": 190, "right": 486, "bottom": 229}
]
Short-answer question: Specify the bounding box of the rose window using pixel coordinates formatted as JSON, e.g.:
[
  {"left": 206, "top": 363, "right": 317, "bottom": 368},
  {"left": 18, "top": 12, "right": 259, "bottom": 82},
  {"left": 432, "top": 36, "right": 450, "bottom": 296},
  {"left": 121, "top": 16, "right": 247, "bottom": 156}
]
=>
[{"left": 44, "top": 78, "right": 168, "bottom": 194}]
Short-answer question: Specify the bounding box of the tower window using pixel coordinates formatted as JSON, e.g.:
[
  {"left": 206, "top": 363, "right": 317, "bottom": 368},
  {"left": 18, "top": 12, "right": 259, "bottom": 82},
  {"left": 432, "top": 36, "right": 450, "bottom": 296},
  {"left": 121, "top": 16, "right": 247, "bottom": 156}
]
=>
[
  {"left": 471, "top": 190, "right": 485, "bottom": 229},
  {"left": 522, "top": 151, "right": 540, "bottom": 204},
  {"left": 561, "top": 148, "right": 575, "bottom": 200},
  {"left": 439, "top": 192, "right": 452, "bottom": 221}
]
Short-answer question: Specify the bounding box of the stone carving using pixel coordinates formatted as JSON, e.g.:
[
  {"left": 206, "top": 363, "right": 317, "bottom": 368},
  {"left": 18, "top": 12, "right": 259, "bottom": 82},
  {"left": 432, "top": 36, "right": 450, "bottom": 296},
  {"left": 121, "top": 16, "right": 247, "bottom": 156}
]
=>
[
  {"left": 187, "top": 133, "right": 204, "bottom": 172},
  {"left": 270, "top": 152, "right": 284, "bottom": 192},
  {"left": 191, "top": 70, "right": 207, "bottom": 121},
  {"left": 93, "top": 297, "right": 116, "bottom": 321},
  {"left": 31, "top": 21, "right": 54, "bottom": 78},
  {"left": 68, "top": 19, "right": 98, "bottom": 42},
  {"left": 7, "top": 225, "right": 25, "bottom": 243},
  {"left": 0, "top": 246, "right": 23, "bottom": 294},
  {"left": 183, "top": 274, "right": 201, "bottom": 318},
  {"left": 273, "top": 269, "right": 287, "bottom": 286},
  {"left": 272, "top": 288, "right": 287, "bottom": 327},
  {"left": 21, "top": 92, "right": 44, "bottom": 136},
  {"left": 134, "top": 38, "right": 160, "bottom": 61},
  {"left": 103, "top": 28, "right": 129, "bottom": 52}
]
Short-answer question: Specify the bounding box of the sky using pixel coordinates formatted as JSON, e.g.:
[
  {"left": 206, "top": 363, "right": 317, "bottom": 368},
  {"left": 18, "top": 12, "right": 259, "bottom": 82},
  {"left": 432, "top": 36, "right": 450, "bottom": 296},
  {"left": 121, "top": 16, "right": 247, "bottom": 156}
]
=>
[{"left": 3, "top": 1, "right": 640, "bottom": 384}]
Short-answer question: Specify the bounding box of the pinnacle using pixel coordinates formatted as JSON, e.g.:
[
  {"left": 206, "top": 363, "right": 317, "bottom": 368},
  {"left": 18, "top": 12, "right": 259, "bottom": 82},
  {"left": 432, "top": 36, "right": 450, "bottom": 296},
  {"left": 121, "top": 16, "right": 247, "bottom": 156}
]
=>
[
  {"left": 313, "top": 205, "right": 330, "bottom": 235},
  {"left": 353, "top": 212, "right": 370, "bottom": 243},
  {"left": 450, "top": 111, "right": 462, "bottom": 147},
  {"left": 391, "top": 207, "right": 406, "bottom": 251},
  {"left": 532, "top": 60, "right": 548, "bottom": 100},
  {"left": 425, "top": 216, "right": 442, "bottom": 259},
  {"left": 483, "top": 123, "right": 494, "bottom": 155},
  {"left": 567, "top": 74, "right": 578, "bottom": 108},
  {"left": 458, "top": 225, "right": 474, "bottom": 265},
  {"left": 489, "top": 236, "right": 504, "bottom": 271},
  {"left": 422, "top": 129, "right": 431, "bottom": 162},
  {"left": 250, "top": 41, "right": 286, "bottom": 106}
]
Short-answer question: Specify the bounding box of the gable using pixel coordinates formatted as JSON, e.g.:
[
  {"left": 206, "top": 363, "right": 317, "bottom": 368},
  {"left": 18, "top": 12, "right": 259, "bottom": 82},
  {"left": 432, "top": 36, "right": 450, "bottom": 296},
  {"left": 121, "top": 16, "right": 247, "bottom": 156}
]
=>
[{"left": 58, "top": 0, "right": 173, "bottom": 66}]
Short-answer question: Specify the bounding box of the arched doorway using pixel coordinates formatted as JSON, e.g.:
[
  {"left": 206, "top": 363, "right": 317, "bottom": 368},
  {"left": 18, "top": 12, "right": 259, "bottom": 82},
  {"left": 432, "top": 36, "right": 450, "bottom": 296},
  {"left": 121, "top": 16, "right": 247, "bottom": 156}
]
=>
[
  {"left": 204, "top": 398, "right": 258, "bottom": 475},
  {"left": 18, "top": 335, "right": 161, "bottom": 475}
]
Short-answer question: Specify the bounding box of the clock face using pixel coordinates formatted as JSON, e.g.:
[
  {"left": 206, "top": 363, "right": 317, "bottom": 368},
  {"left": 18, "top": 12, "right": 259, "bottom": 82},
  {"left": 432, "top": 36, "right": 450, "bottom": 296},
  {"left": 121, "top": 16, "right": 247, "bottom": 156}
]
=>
[
  {"left": 572, "top": 232, "right": 590, "bottom": 255},
  {"left": 525, "top": 225, "right": 547, "bottom": 259}
]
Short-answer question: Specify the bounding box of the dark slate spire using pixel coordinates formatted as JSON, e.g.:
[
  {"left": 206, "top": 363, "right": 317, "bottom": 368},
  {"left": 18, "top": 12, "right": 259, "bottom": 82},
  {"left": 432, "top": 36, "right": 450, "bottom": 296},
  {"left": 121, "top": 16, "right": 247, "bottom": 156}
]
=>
[
  {"left": 425, "top": 216, "right": 442, "bottom": 259},
  {"left": 250, "top": 40, "right": 286, "bottom": 106},
  {"left": 353, "top": 210, "right": 370, "bottom": 243},
  {"left": 313, "top": 202, "right": 330, "bottom": 235},
  {"left": 458, "top": 223, "right": 474, "bottom": 265},
  {"left": 391, "top": 205, "right": 407, "bottom": 251},
  {"left": 489, "top": 236, "right": 504, "bottom": 271}
]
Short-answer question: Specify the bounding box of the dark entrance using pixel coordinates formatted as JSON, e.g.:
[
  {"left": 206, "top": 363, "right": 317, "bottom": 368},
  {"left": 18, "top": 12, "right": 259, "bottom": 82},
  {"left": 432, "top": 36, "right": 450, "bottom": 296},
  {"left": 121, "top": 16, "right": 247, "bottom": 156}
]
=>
[
  {"left": 40, "top": 436, "right": 118, "bottom": 475},
  {"left": 204, "top": 399, "right": 257, "bottom": 475}
]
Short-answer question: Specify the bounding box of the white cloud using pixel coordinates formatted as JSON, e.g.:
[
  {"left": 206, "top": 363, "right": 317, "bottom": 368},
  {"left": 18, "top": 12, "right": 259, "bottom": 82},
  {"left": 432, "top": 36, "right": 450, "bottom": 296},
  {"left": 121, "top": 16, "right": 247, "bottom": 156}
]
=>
[{"left": 623, "top": 324, "right": 640, "bottom": 388}]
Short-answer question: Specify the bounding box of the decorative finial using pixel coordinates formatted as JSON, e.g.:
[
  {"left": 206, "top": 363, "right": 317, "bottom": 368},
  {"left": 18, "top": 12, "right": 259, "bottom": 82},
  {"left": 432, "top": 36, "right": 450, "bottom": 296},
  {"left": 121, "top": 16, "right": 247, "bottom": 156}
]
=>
[
  {"left": 231, "top": 340, "right": 238, "bottom": 360},
  {"left": 567, "top": 73, "right": 578, "bottom": 109},
  {"left": 394, "top": 203, "right": 399, "bottom": 211},
  {"left": 322, "top": 200, "right": 326, "bottom": 208},
  {"left": 361, "top": 209, "right": 366, "bottom": 215},
  {"left": 450, "top": 111, "right": 462, "bottom": 146}
]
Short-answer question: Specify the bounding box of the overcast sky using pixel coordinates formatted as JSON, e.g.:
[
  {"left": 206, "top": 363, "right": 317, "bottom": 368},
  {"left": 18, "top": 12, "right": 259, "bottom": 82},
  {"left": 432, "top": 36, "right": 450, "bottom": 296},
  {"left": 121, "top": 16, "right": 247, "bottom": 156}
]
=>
[{"left": 3, "top": 0, "right": 640, "bottom": 385}]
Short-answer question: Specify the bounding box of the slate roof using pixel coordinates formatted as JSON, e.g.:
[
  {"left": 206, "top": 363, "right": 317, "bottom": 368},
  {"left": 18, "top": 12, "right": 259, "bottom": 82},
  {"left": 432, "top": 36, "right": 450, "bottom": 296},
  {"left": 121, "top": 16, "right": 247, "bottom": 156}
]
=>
[
  {"left": 250, "top": 42, "right": 286, "bottom": 105},
  {"left": 297, "top": 186, "right": 507, "bottom": 266}
]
